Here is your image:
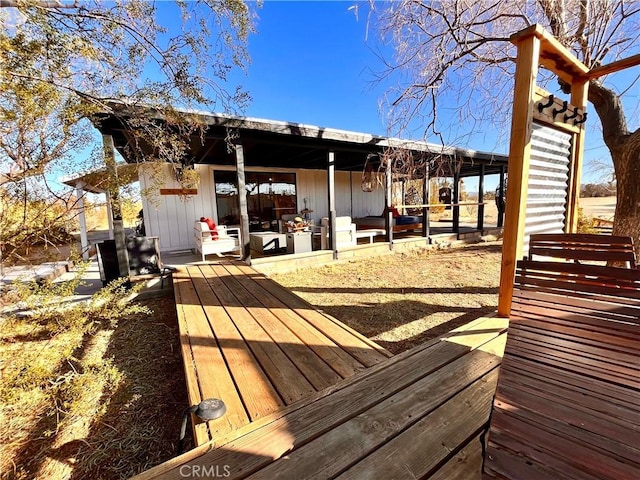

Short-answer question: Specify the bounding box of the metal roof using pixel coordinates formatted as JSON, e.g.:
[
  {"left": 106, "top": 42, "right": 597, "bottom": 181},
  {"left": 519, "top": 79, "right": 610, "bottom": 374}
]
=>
[{"left": 91, "top": 102, "right": 509, "bottom": 178}]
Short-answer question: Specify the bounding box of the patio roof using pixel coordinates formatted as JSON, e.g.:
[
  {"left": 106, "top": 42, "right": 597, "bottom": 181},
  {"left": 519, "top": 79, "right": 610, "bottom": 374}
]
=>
[{"left": 92, "top": 102, "right": 508, "bottom": 178}]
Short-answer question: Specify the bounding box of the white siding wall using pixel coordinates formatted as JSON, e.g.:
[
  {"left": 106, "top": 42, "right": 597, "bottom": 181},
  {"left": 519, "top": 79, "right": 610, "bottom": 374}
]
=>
[
  {"left": 350, "top": 171, "right": 385, "bottom": 217},
  {"left": 140, "top": 163, "right": 386, "bottom": 252},
  {"left": 139, "top": 163, "right": 215, "bottom": 252}
]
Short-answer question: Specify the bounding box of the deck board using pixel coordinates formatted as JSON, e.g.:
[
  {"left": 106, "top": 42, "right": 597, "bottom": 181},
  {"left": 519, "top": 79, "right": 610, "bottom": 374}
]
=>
[
  {"left": 132, "top": 314, "right": 508, "bottom": 480},
  {"left": 168, "top": 261, "right": 392, "bottom": 446}
]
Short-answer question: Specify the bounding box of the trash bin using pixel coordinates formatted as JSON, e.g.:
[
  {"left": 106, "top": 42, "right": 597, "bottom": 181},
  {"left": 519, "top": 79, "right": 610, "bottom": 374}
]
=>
[
  {"left": 96, "top": 240, "right": 121, "bottom": 286},
  {"left": 126, "top": 236, "right": 161, "bottom": 275}
]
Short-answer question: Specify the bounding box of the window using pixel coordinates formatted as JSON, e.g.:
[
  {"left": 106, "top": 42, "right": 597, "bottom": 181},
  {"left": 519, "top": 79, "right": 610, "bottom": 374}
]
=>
[{"left": 215, "top": 171, "right": 297, "bottom": 231}]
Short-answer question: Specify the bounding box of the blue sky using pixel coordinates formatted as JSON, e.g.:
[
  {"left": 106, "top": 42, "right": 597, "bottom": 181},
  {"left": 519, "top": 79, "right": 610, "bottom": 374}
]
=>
[
  {"left": 215, "top": 1, "right": 637, "bottom": 184},
  {"left": 224, "top": 1, "right": 391, "bottom": 135},
  {"left": 64, "top": 0, "right": 639, "bottom": 191}
]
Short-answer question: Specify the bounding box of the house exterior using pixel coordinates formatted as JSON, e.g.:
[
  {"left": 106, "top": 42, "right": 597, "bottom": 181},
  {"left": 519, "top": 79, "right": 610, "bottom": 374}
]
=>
[{"left": 66, "top": 104, "right": 508, "bottom": 264}]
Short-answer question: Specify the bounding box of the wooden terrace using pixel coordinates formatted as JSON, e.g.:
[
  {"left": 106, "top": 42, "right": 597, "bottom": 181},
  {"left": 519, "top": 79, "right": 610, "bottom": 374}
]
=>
[{"left": 134, "top": 261, "right": 508, "bottom": 479}]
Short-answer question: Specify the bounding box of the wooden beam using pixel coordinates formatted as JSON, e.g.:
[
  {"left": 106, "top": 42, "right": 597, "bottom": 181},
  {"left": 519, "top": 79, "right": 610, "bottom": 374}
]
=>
[
  {"left": 452, "top": 171, "right": 460, "bottom": 234},
  {"left": 235, "top": 143, "right": 251, "bottom": 262},
  {"left": 566, "top": 78, "right": 590, "bottom": 232},
  {"left": 385, "top": 159, "right": 393, "bottom": 246},
  {"left": 511, "top": 24, "right": 589, "bottom": 84},
  {"left": 477, "top": 164, "right": 485, "bottom": 231},
  {"left": 103, "top": 134, "right": 130, "bottom": 278},
  {"left": 498, "top": 32, "right": 541, "bottom": 317},
  {"left": 587, "top": 53, "right": 640, "bottom": 80},
  {"left": 422, "top": 165, "right": 430, "bottom": 239},
  {"left": 328, "top": 151, "right": 337, "bottom": 259}
]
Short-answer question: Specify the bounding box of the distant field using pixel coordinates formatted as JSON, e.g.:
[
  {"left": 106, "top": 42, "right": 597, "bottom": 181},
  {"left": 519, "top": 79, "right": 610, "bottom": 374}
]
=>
[{"left": 579, "top": 195, "right": 616, "bottom": 220}]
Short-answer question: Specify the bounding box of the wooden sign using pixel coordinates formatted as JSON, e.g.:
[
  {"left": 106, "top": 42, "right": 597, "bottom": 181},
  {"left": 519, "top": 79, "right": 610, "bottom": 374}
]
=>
[{"left": 160, "top": 188, "right": 197, "bottom": 196}]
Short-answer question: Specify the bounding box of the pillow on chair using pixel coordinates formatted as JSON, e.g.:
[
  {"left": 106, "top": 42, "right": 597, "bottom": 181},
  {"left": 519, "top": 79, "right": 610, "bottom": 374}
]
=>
[{"left": 199, "top": 217, "right": 219, "bottom": 240}]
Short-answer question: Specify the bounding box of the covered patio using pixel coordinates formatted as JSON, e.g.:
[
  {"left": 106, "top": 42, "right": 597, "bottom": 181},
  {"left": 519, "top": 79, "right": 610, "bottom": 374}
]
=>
[{"left": 71, "top": 106, "right": 508, "bottom": 267}]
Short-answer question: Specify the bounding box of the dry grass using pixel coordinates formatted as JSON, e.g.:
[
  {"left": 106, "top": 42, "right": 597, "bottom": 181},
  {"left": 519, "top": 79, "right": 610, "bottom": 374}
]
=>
[
  {"left": 271, "top": 242, "right": 503, "bottom": 353},
  {"left": 0, "top": 292, "right": 186, "bottom": 480}
]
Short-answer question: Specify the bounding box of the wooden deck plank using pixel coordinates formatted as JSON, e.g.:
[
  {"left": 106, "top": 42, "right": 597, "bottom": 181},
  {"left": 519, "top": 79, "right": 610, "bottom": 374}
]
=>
[
  {"left": 210, "top": 264, "right": 343, "bottom": 391},
  {"left": 430, "top": 434, "right": 483, "bottom": 480},
  {"left": 234, "top": 264, "right": 392, "bottom": 366},
  {"left": 173, "top": 273, "right": 210, "bottom": 445},
  {"left": 174, "top": 270, "right": 250, "bottom": 441},
  {"left": 186, "top": 266, "right": 284, "bottom": 421},
  {"left": 246, "top": 347, "right": 502, "bottom": 479},
  {"left": 223, "top": 263, "right": 366, "bottom": 378},
  {"left": 337, "top": 369, "right": 500, "bottom": 480},
  {"left": 132, "top": 325, "right": 508, "bottom": 480},
  {"left": 199, "top": 265, "right": 317, "bottom": 404}
]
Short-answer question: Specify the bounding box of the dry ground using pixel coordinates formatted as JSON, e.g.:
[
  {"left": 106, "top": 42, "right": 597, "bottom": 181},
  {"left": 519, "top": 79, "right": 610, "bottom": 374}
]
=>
[
  {"left": 272, "top": 242, "right": 503, "bottom": 353},
  {"left": 0, "top": 292, "right": 186, "bottom": 480}
]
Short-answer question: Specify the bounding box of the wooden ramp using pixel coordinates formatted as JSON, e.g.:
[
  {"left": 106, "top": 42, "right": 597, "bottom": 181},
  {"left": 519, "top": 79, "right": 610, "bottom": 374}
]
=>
[
  {"left": 171, "top": 261, "right": 392, "bottom": 446},
  {"left": 133, "top": 314, "right": 509, "bottom": 480}
]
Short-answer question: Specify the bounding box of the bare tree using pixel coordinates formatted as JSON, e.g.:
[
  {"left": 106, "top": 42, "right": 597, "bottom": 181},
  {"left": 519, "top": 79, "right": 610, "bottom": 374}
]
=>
[
  {"left": 373, "top": 0, "right": 640, "bottom": 256},
  {"left": 0, "top": 0, "right": 257, "bottom": 265}
]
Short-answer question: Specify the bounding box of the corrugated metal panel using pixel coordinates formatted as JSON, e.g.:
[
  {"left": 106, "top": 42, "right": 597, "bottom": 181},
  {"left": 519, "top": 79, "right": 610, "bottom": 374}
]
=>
[{"left": 523, "top": 122, "right": 572, "bottom": 254}]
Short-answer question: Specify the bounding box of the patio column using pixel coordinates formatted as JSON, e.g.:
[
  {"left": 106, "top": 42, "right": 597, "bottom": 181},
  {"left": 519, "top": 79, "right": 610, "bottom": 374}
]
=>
[
  {"left": 385, "top": 157, "right": 393, "bottom": 247},
  {"left": 328, "top": 151, "right": 337, "bottom": 259},
  {"left": 452, "top": 170, "right": 460, "bottom": 234},
  {"left": 497, "top": 166, "right": 506, "bottom": 228},
  {"left": 235, "top": 142, "right": 251, "bottom": 262},
  {"left": 422, "top": 161, "right": 430, "bottom": 240},
  {"left": 106, "top": 194, "right": 115, "bottom": 239},
  {"left": 75, "top": 182, "right": 90, "bottom": 260},
  {"left": 477, "top": 164, "right": 485, "bottom": 231},
  {"left": 103, "top": 134, "right": 129, "bottom": 278}
]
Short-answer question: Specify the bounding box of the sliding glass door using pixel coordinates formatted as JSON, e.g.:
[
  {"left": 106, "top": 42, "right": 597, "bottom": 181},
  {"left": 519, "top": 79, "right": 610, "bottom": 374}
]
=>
[{"left": 214, "top": 171, "right": 297, "bottom": 231}]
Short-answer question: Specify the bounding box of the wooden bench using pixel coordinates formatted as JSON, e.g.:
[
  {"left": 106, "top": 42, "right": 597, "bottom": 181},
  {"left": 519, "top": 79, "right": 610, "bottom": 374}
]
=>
[
  {"left": 528, "top": 233, "right": 637, "bottom": 268},
  {"left": 483, "top": 260, "right": 640, "bottom": 479},
  {"left": 354, "top": 228, "right": 386, "bottom": 243}
]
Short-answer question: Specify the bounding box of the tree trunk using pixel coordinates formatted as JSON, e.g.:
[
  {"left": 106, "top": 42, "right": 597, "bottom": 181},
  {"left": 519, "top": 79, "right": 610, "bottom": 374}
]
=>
[
  {"left": 589, "top": 79, "right": 640, "bottom": 261},
  {"left": 611, "top": 133, "right": 640, "bottom": 261}
]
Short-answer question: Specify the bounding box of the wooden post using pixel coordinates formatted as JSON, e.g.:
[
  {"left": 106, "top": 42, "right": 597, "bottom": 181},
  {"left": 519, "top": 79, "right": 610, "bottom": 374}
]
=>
[
  {"left": 422, "top": 162, "right": 430, "bottom": 240},
  {"left": 497, "top": 166, "right": 505, "bottom": 228},
  {"left": 105, "top": 193, "right": 114, "bottom": 239},
  {"left": 452, "top": 171, "right": 460, "bottom": 234},
  {"left": 566, "top": 79, "right": 589, "bottom": 232},
  {"left": 497, "top": 33, "right": 540, "bottom": 317},
  {"left": 328, "top": 151, "right": 337, "bottom": 259},
  {"left": 103, "top": 134, "right": 130, "bottom": 278},
  {"left": 75, "top": 182, "right": 89, "bottom": 260},
  {"left": 235, "top": 142, "right": 251, "bottom": 262},
  {"left": 385, "top": 158, "right": 393, "bottom": 247},
  {"left": 477, "top": 164, "right": 485, "bottom": 231}
]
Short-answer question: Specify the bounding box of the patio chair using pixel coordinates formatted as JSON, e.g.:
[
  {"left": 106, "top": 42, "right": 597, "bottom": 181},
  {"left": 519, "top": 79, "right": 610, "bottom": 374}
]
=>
[
  {"left": 194, "top": 221, "right": 241, "bottom": 262},
  {"left": 314, "top": 216, "right": 356, "bottom": 250}
]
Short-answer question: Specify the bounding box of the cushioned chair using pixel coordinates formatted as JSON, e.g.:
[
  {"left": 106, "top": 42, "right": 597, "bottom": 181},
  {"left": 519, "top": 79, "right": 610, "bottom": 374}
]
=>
[
  {"left": 314, "top": 216, "right": 356, "bottom": 250},
  {"left": 194, "top": 221, "right": 241, "bottom": 262}
]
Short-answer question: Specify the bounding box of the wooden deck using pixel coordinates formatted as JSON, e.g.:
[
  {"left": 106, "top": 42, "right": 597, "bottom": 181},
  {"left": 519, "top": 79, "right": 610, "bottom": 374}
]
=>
[
  {"left": 172, "top": 261, "right": 392, "bottom": 446},
  {"left": 134, "top": 313, "right": 508, "bottom": 480}
]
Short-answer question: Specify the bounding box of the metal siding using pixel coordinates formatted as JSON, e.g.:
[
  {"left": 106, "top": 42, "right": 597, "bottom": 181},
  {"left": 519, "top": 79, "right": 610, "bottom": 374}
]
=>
[{"left": 523, "top": 122, "right": 572, "bottom": 254}]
